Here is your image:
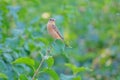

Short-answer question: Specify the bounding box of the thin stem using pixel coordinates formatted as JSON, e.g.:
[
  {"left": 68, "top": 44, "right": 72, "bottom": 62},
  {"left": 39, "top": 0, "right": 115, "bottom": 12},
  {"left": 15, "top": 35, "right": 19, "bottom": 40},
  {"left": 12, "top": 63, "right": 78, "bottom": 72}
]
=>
[
  {"left": 32, "top": 58, "right": 44, "bottom": 80},
  {"left": 32, "top": 49, "right": 50, "bottom": 80}
]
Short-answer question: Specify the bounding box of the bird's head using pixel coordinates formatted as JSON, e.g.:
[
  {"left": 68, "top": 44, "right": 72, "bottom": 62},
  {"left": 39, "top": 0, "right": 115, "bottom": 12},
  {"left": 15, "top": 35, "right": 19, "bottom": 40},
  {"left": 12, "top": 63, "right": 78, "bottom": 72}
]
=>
[{"left": 48, "top": 18, "right": 56, "bottom": 25}]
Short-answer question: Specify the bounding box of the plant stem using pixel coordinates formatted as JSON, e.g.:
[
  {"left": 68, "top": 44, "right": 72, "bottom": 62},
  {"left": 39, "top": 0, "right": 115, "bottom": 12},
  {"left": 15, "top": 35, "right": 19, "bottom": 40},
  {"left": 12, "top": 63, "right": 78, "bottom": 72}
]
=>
[
  {"left": 32, "top": 58, "right": 44, "bottom": 80},
  {"left": 32, "top": 49, "right": 50, "bottom": 80}
]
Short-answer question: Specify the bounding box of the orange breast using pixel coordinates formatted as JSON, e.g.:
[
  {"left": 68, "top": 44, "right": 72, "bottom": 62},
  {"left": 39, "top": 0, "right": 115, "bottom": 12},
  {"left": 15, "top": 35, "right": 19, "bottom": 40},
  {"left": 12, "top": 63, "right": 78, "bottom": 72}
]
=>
[{"left": 47, "top": 24, "right": 61, "bottom": 39}]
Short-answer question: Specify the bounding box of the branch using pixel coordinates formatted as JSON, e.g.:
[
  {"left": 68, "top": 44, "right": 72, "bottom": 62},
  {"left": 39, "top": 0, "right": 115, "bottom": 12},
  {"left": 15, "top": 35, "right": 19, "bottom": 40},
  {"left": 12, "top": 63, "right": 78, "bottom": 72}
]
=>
[{"left": 32, "top": 49, "right": 50, "bottom": 80}]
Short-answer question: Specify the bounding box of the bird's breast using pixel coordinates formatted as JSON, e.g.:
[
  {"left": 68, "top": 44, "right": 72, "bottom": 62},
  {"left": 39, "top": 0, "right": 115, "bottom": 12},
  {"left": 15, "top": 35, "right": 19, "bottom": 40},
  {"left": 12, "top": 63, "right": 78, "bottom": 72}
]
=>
[{"left": 47, "top": 24, "right": 61, "bottom": 39}]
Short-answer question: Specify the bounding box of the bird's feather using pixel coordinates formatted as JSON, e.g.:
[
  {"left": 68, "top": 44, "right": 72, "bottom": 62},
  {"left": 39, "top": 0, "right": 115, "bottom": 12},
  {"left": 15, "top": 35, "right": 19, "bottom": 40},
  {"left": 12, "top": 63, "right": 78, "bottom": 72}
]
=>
[{"left": 52, "top": 25, "right": 64, "bottom": 40}]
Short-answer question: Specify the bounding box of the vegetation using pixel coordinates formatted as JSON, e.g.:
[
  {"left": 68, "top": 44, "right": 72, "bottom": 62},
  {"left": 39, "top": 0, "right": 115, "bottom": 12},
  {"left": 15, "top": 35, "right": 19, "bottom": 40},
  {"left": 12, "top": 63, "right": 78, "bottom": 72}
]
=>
[{"left": 0, "top": 0, "right": 120, "bottom": 80}]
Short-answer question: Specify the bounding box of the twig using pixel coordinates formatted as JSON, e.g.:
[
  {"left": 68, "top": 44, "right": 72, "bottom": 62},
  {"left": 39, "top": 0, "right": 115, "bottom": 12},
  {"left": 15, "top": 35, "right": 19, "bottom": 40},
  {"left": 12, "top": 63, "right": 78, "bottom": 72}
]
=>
[{"left": 32, "top": 49, "right": 50, "bottom": 80}]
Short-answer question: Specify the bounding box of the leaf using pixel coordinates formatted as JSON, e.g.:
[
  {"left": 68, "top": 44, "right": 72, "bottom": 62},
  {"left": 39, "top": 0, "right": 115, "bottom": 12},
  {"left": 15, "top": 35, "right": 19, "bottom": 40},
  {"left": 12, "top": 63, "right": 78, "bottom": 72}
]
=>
[
  {"left": 19, "top": 74, "right": 28, "bottom": 80},
  {"left": 77, "top": 67, "right": 87, "bottom": 72},
  {"left": 73, "top": 76, "right": 81, "bottom": 80},
  {"left": 12, "top": 57, "right": 35, "bottom": 70},
  {"left": 60, "top": 74, "right": 74, "bottom": 80},
  {"left": 65, "top": 63, "right": 77, "bottom": 74},
  {"left": 0, "top": 73, "right": 8, "bottom": 79},
  {"left": 65, "top": 63, "right": 92, "bottom": 75},
  {"left": 46, "top": 56, "right": 54, "bottom": 68},
  {"left": 43, "top": 68, "right": 60, "bottom": 80}
]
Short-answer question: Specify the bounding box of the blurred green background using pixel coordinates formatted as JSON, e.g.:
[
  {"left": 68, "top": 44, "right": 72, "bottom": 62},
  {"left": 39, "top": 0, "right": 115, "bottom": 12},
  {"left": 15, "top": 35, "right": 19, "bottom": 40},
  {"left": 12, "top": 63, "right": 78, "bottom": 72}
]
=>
[{"left": 0, "top": 0, "right": 120, "bottom": 80}]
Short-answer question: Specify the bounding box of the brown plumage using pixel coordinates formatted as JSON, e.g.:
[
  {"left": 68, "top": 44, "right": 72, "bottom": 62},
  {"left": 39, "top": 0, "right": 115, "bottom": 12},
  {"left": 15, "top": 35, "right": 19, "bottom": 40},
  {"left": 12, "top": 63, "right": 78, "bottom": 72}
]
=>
[{"left": 47, "top": 18, "right": 64, "bottom": 40}]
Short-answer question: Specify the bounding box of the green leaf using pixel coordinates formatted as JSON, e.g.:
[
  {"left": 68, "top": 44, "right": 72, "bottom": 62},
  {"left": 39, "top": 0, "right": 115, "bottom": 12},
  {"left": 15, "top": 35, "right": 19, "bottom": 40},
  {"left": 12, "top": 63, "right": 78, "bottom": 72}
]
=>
[
  {"left": 78, "top": 67, "right": 92, "bottom": 72},
  {"left": 0, "top": 73, "right": 8, "bottom": 79},
  {"left": 12, "top": 57, "right": 35, "bottom": 70},
  {"left": 65, "top": 63, "right": 76, "bottom": 70},
  {"left": 60, "top": 74, "right": 74, "bottom": 80},
  {"left": 19, "top": 74, "right": 28, "bottom": 80},
  {"left": 43, "top": 68, "right": 60, "bottom": 80},
  {"left": 65, "top": 63, "right": 92, "bottom": 75},
  {"left": 73, "top": 76, "right": 81, "bottom": 80},
  {"left": 46, "top": 56, "right": 54, "bottom": 68},
  {"left": 77, "top": 67, "right": 87, "bottom": 72},
  {"left": 65, "top": 63, "right": 78, "bottom": 75}
]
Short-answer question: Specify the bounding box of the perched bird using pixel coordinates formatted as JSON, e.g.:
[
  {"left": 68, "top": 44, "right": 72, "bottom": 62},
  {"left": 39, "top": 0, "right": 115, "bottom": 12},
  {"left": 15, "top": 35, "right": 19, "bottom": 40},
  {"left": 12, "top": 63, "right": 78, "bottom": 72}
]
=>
[
  {"left": 47, "top": 18, "right": 72, "bottom": 48},
  {"left": 47, "top": 18, "right": 64, "bottom": 40}
]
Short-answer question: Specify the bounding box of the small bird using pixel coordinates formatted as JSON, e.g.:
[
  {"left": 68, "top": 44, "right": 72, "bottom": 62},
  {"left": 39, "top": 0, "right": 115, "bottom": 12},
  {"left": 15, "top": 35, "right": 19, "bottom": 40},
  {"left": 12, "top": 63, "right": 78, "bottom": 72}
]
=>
[
  {"left": 47, "top": 18, "right": 72, "bottom": 48},
  {"left": 47, "top": 18, "right": 64, "bottom": 40}
]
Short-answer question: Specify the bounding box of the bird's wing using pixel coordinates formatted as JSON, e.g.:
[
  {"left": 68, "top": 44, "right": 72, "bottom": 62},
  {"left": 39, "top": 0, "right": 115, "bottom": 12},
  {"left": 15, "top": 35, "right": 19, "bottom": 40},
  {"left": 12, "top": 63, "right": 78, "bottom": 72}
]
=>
[{"left": 52, "top": 25, "right": 64, "bottom": 40}]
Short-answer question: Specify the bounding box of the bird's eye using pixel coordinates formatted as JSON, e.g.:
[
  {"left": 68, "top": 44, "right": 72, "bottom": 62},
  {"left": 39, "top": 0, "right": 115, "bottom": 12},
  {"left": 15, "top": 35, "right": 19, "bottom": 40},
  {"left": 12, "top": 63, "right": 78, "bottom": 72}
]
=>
[{"left": 49, "top": 18, "right": 55, "bottom": 21}]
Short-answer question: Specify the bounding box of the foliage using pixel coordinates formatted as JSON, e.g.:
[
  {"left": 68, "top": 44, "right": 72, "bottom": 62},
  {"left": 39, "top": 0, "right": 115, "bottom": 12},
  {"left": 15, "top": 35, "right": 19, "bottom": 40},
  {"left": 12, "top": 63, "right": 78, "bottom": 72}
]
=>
[
  {"left": 12, "top": 57, "right": 35, "bottom": 70},
  {"left": 0, "top": 0, "right": 120, "bottom": 80},
  {"left": 65, "top": 63, "right": 92, "bottom": 75},
  {"left": 0, "top": 73, "right": 8, "bottom": 80}
]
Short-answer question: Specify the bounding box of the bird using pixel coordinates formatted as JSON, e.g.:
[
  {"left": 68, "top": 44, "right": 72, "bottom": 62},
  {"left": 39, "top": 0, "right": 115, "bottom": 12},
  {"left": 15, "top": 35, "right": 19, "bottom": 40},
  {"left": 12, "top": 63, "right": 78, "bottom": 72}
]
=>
[
  {"left": 47, "top": 18, "right": 64, "bottom": 40},
  {"left": 47, "top": 18, "right": 72, "bottom": 48}
]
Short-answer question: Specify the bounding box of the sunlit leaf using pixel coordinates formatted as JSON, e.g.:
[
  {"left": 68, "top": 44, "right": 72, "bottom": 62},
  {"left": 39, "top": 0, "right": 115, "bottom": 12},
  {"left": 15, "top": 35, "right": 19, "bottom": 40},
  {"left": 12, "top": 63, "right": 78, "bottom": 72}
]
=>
[
  {"left": 45, "top": 56, "right": 54, "bottom": 68},
  {"left": 43, "top": 68, "right": 60, "bottom": 80},
  {"left": 65, "top": 63, "right": 77, "bottom": 70},
  {"left": 0, "top": 73, "right": 8, "bottom": 79},
  {"left": 12, "top": 57, "right": 35, "bottom": 70},
  {"left": 65, "top": 63, "right": 92, "bottom": 75},
  {"left": 72, "top": 76, "right": 81, "bottom": 80},
  {"left": 19, "top": 74, "right": 28, "bottom": 80}
]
